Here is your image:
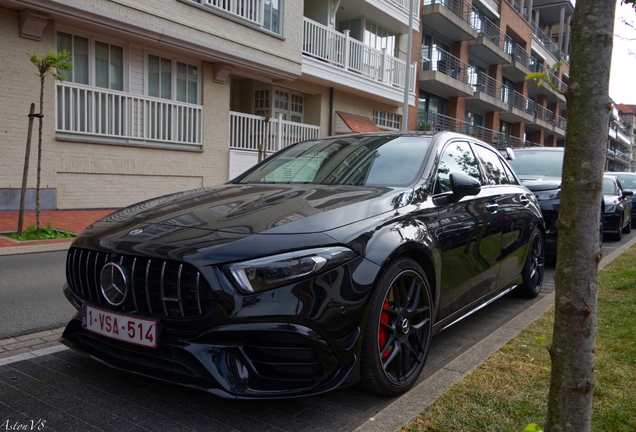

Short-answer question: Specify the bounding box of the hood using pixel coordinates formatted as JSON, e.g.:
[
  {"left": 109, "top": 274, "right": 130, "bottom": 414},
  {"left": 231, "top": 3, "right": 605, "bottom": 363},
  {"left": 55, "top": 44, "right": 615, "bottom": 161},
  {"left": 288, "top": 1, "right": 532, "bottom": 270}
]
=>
[
  {"left": 517, "top": 175, "right": 562, "bottom": 192},
  {"left": 74, "top": 183, "right": 410, "bottom": 259}
]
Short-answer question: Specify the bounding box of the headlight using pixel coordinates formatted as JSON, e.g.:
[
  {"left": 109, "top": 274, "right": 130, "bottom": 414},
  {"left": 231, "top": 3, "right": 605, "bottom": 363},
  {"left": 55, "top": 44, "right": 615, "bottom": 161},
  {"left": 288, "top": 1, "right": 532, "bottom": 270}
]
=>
[
  {"left": 225, "top": 247, "right": 358, "bottom": 294},
  {"left": 533, "top": 189, "right": 560, "bottom": 201},
  {"left": 604, "top": 205, "right": 616, "bottom": 214}
]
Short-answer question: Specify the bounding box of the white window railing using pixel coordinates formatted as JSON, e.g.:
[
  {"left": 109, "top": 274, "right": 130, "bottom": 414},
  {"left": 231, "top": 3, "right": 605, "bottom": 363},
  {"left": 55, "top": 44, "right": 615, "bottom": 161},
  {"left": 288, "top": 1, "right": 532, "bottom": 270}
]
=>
[
  {"left": 391, "top": 0, "right": 421, "bottom": 15},
  {"left": 229, "top": 111, "right": 320, "bottom": 153},
  {"left": 204, "top": 0, "right": 263, "bottom": 25},
  {"left": 56, "top": 82, "right": 203, "bottom": 146},
  {"left": 303, "top": 18, "right": 416, "bottom": 93}
]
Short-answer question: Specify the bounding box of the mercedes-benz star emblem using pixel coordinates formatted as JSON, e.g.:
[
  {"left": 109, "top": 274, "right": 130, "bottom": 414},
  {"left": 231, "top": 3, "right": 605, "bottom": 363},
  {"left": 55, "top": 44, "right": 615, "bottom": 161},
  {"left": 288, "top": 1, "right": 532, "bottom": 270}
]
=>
[
  {"left": 100, "top": 263, "right": 128, "bottom": 306},
  {"left": 399, "top": 317, "right": 410, "bottom": 334}
]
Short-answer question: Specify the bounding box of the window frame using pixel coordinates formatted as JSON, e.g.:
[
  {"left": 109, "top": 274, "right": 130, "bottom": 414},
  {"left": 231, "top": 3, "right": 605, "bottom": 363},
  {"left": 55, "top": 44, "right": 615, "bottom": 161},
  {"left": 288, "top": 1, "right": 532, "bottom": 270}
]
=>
[
  {"left": 56, "top": 29, "right": 128, "bottom": 92},
  {"left": 144, "top": 51, "right": 201, "bottom": 105}
]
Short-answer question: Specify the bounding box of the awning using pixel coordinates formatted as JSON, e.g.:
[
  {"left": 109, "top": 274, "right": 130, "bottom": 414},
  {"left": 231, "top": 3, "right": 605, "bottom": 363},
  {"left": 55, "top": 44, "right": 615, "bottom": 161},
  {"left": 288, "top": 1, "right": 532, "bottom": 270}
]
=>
[{"left": 335, "top": 112, "right": 384, "bottom": 134}]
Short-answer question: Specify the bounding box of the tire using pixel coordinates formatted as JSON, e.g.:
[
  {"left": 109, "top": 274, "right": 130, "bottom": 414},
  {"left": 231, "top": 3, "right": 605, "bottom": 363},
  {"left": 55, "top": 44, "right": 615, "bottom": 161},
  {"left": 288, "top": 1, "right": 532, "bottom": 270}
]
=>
[
  {"left": 615, "top": 217, "right": 623, "bottom": 241},
  {"left": 515, "top": 227, "right": 545, "bottom": 298},
  {"left": 623, "top": 217, "right": 631, "bottom": 234},
  {"left": 360, "top": 258, "right": 432, "bottom": 397}
]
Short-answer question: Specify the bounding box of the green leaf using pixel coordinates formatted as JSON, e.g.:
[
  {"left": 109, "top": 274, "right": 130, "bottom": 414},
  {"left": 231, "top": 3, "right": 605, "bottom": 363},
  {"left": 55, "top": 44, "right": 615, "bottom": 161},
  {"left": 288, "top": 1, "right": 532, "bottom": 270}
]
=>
[
  {"left": 536, "top": 336, "right": 547, "bottom": 345},
  {"left": 524, "top": 423, "right": 544, "bottom": 432}
]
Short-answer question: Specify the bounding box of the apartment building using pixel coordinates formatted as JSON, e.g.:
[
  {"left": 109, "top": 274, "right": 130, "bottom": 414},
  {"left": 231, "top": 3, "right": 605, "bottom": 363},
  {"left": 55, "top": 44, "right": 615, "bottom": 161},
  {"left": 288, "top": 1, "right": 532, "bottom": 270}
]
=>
[
  {"left": 0, "top": 0, "right": 418, "bottom": 210},
  {"left": 608, "top": 104, "right": 636, "bottom": 172},
  {"left": 417, "top": 0, "right": 571, "bottom": 148}
]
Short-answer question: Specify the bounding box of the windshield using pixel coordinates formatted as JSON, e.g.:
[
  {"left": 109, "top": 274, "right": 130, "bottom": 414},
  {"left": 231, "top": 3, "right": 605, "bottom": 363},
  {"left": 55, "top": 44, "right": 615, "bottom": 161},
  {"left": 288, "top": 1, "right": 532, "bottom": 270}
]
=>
[
  {"left": 237, "top": 136, "right": 432, "bottom": 186},
  {"left": 508, "top": 150, "right": 564, "bottom": 177},
  {"left": 612, "top": 173, "right": 636, "bottom": 190}
]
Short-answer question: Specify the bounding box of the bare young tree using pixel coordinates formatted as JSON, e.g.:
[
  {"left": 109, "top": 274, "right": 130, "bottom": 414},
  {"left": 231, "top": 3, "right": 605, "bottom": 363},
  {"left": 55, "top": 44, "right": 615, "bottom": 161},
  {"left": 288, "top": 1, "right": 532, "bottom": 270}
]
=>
[
  {"left": 27, "top": 49, "right": 72, "bottom": 236},
  {"left": 543, "top": 0, "right": 616, "bottom": 429}
]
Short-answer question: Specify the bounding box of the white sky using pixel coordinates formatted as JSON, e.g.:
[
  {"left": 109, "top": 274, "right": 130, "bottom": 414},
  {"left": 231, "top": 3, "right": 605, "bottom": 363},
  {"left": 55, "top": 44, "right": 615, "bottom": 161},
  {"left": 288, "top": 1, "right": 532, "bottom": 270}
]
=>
[{"left": 609, "top": 1, "right": 636, "bottom": 104}]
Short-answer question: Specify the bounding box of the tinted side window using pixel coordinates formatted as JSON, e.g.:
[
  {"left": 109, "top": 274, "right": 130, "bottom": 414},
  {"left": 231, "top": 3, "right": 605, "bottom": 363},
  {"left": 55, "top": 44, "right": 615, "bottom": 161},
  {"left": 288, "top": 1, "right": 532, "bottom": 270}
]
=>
[
  {"left": 436, "top": 141, "right": 481, "bottom": 193},
  {"left": 472, "top": 143, "right": 512, "bottom": 185}
]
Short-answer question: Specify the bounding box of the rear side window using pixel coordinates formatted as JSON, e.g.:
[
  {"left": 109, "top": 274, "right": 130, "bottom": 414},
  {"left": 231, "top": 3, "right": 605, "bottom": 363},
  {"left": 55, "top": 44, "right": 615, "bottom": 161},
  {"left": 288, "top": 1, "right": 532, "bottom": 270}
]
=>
[{"left": 472, "top": 143, "right": 517, "bottom": 185}]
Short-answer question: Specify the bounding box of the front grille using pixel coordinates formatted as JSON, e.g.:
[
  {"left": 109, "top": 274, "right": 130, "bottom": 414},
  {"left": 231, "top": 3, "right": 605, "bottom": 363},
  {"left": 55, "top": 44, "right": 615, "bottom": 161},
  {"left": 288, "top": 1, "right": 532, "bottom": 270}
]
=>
[
  {"left": 66, "top": 247, "right": 216, "bottom": 317},
  {"left": 542, "top": 209, "right": 558, "bottom": 233}
]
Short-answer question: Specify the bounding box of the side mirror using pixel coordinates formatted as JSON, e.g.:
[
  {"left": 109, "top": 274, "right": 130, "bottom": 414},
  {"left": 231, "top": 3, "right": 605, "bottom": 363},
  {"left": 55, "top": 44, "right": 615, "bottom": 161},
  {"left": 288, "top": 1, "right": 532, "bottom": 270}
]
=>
[
  {"left": 623, "top": 190, "right": 634, "bottom": 198},
  {"left": 499, "top": 147, "right": 515, "bottom": 161},
  {"left": 450, "top": 172, "right": 481, "bottom": 199}
]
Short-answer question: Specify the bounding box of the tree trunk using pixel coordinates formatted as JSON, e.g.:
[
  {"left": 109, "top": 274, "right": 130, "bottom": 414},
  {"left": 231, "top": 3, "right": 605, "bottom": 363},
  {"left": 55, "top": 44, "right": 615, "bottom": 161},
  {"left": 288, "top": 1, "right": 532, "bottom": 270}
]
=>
[
  {"left": 545, "top": 0, "right": 615, "bottom": 430},
  {"left": 36, "top": 73, "right": 45, "bottom": 237},
  {"left": 18, "top": 103, "right": 36, "bottom": 236}
]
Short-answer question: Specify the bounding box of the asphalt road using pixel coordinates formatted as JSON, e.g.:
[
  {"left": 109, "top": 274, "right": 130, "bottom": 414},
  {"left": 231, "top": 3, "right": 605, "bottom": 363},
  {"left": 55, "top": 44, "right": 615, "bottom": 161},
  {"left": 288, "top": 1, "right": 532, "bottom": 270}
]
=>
[{"left": 0, "top": 251, "right": 75, "bottom": 339}]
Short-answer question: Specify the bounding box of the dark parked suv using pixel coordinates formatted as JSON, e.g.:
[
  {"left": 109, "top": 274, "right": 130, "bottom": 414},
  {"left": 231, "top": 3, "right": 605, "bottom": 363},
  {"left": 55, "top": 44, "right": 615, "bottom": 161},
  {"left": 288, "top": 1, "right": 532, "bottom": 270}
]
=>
[{"left": 508, "top": 147, "right": 564, "bottom": 259}]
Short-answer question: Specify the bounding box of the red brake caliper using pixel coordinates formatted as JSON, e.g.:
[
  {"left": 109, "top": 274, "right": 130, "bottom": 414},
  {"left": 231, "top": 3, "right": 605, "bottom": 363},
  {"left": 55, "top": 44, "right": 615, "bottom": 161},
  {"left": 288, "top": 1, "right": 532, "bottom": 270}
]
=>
[{"left": 379, "top": 298, "right": 390, "bottom": 362}]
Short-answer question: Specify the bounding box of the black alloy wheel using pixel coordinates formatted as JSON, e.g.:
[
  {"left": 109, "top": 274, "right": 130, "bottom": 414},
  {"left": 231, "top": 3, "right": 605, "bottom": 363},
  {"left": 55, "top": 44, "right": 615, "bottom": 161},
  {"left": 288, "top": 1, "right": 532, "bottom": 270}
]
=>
[
  {"left": 615, "top": 217, "right": 623, "bottom": 241},
  {"left": 516, "top": 227, "right": 545, "bottom": 298},
  {"left": 360, "top": 258, "right": 432, "bottom": 397}
]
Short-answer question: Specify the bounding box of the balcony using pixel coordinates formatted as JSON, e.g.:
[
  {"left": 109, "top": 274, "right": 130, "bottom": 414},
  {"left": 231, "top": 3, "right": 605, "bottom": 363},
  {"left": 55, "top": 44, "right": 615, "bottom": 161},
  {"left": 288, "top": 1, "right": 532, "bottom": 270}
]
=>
[
  {"left": 505, "top": 0, "right": 529, "bottom": 21},
  {"left": 554, "top": 114, "right": 566, "bottom": 136},
  {"left": 503, "top": 43, "right": 533, "bottom": 82},
  {"left": 201, "top": 0, "right": 264, "bottom": 26},
  {"left": 419, "top": 47, "right": 474, "bottom": 98},
  {"left": 527, "top": 61, "right": 567, "bottom": 102},
  {"left": 418, "top": 111, "right": 537, "bottom": 147},
  {"left": 530, "top": 19, "right": 566, "bottom": 63},
  {"left": 466, "top": 72, "right": 509, "bottom": 112},
  {"left": 500, "top": 91, "right": 536, "bottom": 124},
  {"left": 228, "top": 111, "right": 321, "bottom": 178},
  {"left": 302, "top": 18, "right": 416, "bottom": 105},
  {"left": 56, "top": 82, "right": 203, "bottom": 149},
  {"left": 229, "top": 111, "right": 320, "bottom": 153},
  {"left": 532, "top": 104, "right": 556, "bottom": 131},
  {"left": 469, "top": 13, "right": 513, "bottom": 65},
  {"left": 422, "top": 0, "right": 478, "bottom": 42}
]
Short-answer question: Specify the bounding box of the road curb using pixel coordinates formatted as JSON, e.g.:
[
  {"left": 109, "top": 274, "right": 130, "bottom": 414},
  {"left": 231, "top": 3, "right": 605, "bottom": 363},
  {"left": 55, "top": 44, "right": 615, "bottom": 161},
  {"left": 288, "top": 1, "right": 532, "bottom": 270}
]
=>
[{"left": 0, "top": 242, "right": 72, "bottom": 256}]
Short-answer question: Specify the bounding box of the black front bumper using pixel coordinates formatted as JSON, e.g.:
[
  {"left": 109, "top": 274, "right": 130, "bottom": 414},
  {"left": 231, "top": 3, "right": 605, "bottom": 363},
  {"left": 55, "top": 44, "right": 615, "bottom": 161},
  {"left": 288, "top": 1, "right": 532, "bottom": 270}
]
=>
[{"left": 61, "top": 313, "right": 358, "bottom": 399}]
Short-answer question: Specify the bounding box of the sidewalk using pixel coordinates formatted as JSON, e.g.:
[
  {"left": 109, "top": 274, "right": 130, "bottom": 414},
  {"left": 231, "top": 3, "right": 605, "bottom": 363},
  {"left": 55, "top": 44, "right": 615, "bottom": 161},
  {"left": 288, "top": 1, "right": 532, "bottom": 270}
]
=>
[{"left": 0, "top": 209, "right": 116, "bottom": 255}]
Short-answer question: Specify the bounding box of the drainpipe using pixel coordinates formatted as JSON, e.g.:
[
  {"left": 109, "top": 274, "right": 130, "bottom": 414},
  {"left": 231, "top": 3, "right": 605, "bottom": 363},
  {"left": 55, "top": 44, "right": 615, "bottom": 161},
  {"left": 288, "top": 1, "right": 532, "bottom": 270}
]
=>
[{"left": 329, "top": 87, "right": 334, "bottom": 136}]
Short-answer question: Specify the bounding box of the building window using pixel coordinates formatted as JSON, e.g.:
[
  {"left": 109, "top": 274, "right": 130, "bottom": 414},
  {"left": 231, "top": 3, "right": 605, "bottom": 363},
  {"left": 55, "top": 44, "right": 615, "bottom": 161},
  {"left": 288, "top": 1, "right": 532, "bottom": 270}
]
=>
[
  {"left": 339, "top": 18, "right": 397, "bottom": 56},
  {"left": 57, "top": 32, "right": 124, "bottom": 90},
  {"left": 148, "top": 55, "right": 199, "bottom": 104},
  {"left": 263, "top": 0, "right": 281, "bottom": 34},
  {"left": 374, "top": 110, "right": 401, "bottom": 130},
  {"left": 254, "top": 87, "right": 304, "bottom": 123}
]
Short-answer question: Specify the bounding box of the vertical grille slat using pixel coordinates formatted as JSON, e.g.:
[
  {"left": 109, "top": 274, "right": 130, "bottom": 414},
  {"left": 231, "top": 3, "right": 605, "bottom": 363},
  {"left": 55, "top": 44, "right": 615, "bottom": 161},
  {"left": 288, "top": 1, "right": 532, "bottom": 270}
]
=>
[
  {"left": 196, "top": 272, "right": 202, "bottom": 315},
  {"left": 66, "top": 247, "right": 215, "bottom": 318},
  {"left": 131, "top": 258, "right": 139, "bottom": 311},
  {"left": 177, "top": 264, "right": 184, "bottom": 317},
  {"left": 78, "top": 250, "right": 86, "bottom": 298},
  {"left": 160, "top": 262, "right": 168, "bottom": 316},
  {"left": 145, "top": 260, "right": 154, "bottom": 315},
  {"left": 84, "top": 251, "right": 93, "bottom": 301}
]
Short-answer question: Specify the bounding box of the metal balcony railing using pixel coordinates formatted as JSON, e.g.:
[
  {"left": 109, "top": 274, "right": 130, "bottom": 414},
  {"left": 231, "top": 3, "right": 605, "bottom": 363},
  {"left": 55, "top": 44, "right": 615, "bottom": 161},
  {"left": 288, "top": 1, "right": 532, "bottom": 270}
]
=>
[
  {"left": 56, "top": 82, "right": 203, "bottom": 146},
  {"left": 504, "top": 0, "right": 529, "bottom": 21},
  {"left": 417, "top": 111, "right": 536, "bottom": 148},
  {"left": 424, "top": 0, "right": 474, "bottom": 25},
  {"left": 422, "top": 47, "right": 471, "bottom": 84},
  {"left": 505, "top": 42, "right": 532, "bottom": 70},
  {"left": 472, "top": 72, "right": 507, "bottom": 105},
  {"left": 530, "top": 19, "right": 565, "bottom": 61},
  {"left": 510, "top": 91, "right": 536, "bottom": 115},
  {"left": 303, "top": 18, "right": 417, "bottom": 93},
  {"left": 471, "top": 10, "right": 511, "bottom": 53}
]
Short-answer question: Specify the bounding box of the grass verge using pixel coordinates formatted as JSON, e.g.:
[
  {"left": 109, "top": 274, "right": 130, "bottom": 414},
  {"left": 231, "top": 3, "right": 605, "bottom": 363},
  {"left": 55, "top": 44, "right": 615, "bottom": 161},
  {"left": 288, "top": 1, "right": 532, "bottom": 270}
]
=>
[
  {"left": 401, "top": 244, "right": 636, "bottom": 432},
  {"left": 4, "top": 222, "right": 74, "bottom": 241}
]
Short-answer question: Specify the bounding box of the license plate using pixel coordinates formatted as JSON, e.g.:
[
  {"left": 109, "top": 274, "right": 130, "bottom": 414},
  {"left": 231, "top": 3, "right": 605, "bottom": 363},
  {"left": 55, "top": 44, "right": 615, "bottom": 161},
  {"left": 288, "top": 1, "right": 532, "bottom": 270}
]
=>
[{"left": 82, "top": 304, "right": 159, "bottom": 349}]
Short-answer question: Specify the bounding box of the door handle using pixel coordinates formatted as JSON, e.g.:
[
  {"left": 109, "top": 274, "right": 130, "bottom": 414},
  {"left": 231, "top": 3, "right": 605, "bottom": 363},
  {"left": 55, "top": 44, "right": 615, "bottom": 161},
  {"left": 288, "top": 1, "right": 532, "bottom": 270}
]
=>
[{"left": 486, "top": 202, "right": 499, "bottom": 212}]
